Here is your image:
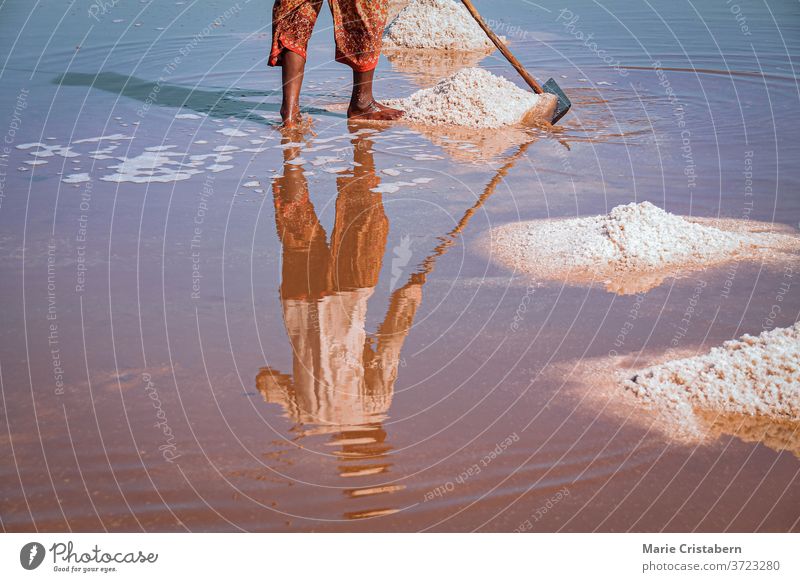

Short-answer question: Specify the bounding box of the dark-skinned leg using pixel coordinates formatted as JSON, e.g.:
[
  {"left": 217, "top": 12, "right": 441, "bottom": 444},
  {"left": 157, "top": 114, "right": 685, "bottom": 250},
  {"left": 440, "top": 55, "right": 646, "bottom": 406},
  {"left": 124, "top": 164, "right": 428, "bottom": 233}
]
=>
[
  {"left": 347, "top": 67, "right": 403, "bottom": 121},
  {"left": 280, "top": 50, "right": 306, "bottom": 127}
]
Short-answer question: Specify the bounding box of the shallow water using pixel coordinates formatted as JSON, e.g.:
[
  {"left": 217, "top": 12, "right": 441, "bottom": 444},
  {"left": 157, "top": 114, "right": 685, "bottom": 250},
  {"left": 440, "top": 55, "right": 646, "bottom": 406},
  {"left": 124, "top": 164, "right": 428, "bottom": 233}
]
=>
[{"left": 1, "top": 0, "right": 799, "bottom": 532}]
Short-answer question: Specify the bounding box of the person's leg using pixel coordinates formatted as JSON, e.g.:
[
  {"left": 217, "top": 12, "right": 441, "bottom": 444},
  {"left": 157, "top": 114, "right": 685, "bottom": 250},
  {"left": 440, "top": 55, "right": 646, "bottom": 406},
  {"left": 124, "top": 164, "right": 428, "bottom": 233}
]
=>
[
  {"left": 328, "top": 0, "right": 403, "bottom": 120},
  {"left": 348, "top": 67, "right": 403, "bottom": 120},
  {"left": 280, "top": 50, "right": 306, "bottom": 126},
  {"left": 269, "top": 0, "right": 323, "bottom": 126}
]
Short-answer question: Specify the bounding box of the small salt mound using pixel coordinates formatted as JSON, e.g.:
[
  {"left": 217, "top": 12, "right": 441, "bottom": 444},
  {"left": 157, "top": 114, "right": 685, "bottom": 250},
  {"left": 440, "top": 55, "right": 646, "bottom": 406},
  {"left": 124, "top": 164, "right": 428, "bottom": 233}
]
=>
[
  {"left": 487, "top": 201, "right": 798, "bottom": 294},
  {"left": 385, "top": 68, "right": 553, "bottom": 128},
  {"left": 622, "top": 323, "right": 800, "bottom": 436},
  {"left": 579, "top": 201, "right": 746, "bottom": 271},
  {"left": 383, "top": 0, "right": 496, "bottom": 51}
]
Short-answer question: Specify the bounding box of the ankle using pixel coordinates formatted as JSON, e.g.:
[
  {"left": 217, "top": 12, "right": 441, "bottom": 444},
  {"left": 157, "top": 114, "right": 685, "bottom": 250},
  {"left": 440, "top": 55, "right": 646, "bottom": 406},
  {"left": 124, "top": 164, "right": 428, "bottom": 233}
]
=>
[
  {"left": 281, "top": 102, "right": 299, "bottom": 120},
  {"left": 349, "top": 95, "right": 375, "bottom": 111}
]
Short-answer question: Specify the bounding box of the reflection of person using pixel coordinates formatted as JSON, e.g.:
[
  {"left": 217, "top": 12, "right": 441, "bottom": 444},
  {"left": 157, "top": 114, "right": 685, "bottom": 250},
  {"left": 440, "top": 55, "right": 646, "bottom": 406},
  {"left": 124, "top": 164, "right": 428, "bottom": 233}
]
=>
[
  {"left": 256, "top": 126, "right": 530, "bottom": 516},
  {"left": 257, "top": 125, "right": 422, "bottom": 433},
  {"left": 269, "top": 0, "right": 404, "bottom": 125}
]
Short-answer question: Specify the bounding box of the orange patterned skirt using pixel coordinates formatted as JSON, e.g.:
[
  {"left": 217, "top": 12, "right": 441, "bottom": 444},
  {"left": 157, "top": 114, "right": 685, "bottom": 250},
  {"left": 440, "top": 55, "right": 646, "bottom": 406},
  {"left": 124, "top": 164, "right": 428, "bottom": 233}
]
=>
[{"left": 269, "top": 0, "right": 389, "bottom": 72}]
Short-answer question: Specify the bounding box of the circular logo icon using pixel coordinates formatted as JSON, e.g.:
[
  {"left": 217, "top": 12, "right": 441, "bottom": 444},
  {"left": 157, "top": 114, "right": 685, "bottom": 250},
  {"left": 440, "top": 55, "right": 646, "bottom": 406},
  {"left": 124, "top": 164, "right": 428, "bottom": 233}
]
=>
[{"left": 20, "top": 542, "right": 46, "bottom": 570}]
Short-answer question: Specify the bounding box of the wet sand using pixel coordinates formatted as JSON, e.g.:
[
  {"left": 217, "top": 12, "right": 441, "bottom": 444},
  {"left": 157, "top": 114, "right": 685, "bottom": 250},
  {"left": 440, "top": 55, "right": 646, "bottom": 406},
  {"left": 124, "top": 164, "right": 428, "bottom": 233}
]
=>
[{"left": 1, "top": 1, "right": 799, "bottom": 532}]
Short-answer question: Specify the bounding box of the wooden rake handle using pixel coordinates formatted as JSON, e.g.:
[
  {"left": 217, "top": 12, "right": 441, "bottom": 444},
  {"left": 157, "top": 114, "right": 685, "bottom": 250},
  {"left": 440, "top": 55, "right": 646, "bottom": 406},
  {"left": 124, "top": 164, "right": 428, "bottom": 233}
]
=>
[{"left": 460, "top": 0, "right": 544, "bottom": 94}]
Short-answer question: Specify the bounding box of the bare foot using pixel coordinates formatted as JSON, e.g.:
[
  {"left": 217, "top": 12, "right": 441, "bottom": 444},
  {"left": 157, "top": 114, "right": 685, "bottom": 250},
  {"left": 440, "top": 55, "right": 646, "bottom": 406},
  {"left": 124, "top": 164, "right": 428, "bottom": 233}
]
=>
[
  {"left": 347, "top": 100, "right": 404, "bottom": 121},
  {"left": 280, "top": 104, "right": 303, "bottom": 128}
]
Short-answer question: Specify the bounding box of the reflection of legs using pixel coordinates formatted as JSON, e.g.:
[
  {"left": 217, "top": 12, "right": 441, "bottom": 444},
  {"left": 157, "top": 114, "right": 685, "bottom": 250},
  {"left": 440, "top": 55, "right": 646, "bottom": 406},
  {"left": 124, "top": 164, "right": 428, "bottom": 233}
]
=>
[
  {"left": 272, "top": 143, "right": 330, "bottom": 300},
  {"left": 330, "top": 134, "right": 388, "bottom": 290},
  {"left": 329, "top": 184, "right": 388, "bottom": 290},
  {"left": 270, "top": 0, "right": 323, "bottom": 126}
]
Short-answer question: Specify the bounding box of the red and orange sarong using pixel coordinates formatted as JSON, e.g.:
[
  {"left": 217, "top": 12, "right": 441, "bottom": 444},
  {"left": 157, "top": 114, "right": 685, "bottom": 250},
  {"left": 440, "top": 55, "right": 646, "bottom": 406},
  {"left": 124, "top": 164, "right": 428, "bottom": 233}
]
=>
[{"left": 269, "top": 0, "right": 389, "bottom": 72}]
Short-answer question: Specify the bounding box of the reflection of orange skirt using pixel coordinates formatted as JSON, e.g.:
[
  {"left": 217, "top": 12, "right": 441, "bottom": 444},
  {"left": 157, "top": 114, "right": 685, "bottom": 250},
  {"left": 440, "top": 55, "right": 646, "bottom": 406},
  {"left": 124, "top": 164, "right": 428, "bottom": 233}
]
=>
[{"left": 269, "top": 0, "right": 389, "bottom": 72}]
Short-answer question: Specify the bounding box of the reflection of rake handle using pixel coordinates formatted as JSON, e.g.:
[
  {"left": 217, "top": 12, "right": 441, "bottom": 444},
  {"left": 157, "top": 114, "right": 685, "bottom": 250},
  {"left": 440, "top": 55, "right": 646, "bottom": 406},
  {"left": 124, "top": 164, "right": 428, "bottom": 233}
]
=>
[{"left": 400, "top": 139, "right": 534, "bottom": 288}]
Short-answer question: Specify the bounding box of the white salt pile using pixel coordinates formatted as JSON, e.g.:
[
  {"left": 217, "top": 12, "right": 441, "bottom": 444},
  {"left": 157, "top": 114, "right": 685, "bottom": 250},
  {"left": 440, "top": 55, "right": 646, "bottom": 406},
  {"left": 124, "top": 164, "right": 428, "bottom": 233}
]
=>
[
  {"left": 702, "top": 412, "right": 800, "bottom": 458},
  {"left": 383, "top": 0, "right": 496, "bottom": 51},
  {"left": 387, "top": 0, "right": 409, "bottom": 20},
  {"left": 385, "top": 68, "right": 555, "bottom": 128},
  {"left": 487, "top": 201, "right": 799, "bottom": 293},
  {"left": 622, "top": 323, "right": 800, "bottom": 437}
]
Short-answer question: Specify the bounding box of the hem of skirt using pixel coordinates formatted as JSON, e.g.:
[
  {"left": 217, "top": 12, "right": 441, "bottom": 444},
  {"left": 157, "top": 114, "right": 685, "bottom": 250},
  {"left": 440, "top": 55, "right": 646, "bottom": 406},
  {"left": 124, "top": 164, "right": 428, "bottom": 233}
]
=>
[
  {"left": 335, "top": 53, "right": 379, "bottom": 72},
  {"left": 268, "top": 36, "right": 307, "bottom": 67}
]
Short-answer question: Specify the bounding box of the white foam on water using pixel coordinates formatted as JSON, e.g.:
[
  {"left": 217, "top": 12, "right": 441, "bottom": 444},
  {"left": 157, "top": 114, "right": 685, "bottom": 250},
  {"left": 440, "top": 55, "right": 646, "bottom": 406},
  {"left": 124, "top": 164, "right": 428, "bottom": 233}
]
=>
[
  {"left": 371, "top": 184, "right": 401, "bottom": 194},
  {"left": 303, "top": 144, "right": 335, "bottom": 152},
  {"left": 62, "top": 173, "right": 91, "bottom": 184},
  {"left": 311, "top": 156, "right": 343, "bottom": 167},
  {"left": 101, "top": 150, "right": 202, "bottom": 183},
  {"left": 371, "top": 181, "right": 416, "bottom": 194},
  {"left": 17, "top": 142, "right": 79, "bottom": 158},
  {"left": 309, "top": 135, "right": 349, "bottom": 145},
  {"left": 72, "top": 134, "right": 133, "bottom": 144},
  {"left": 89, "top": 145, "right": 118, "bottom": 156},
  {"left": 207, "top": 164, "right": 234, "bottom": 173},
  {"left": 189, "top": 153, "right": 233, "bottom": 163},
  {"left": 217, "top": 127, "right": 248, "bottom": 137}
]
